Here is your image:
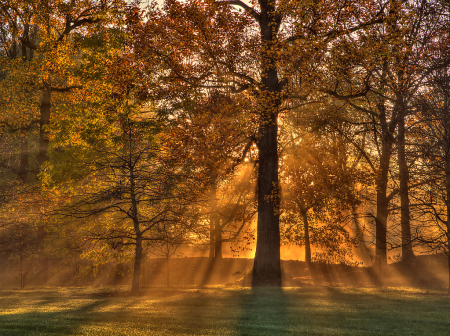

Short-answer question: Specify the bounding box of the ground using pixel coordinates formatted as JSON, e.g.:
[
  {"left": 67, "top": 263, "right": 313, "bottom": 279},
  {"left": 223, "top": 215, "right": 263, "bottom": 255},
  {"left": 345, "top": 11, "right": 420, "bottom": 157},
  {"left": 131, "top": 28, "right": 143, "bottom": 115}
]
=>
[{"left": 1, "top": 286, "right": 450, "bottom": 335}]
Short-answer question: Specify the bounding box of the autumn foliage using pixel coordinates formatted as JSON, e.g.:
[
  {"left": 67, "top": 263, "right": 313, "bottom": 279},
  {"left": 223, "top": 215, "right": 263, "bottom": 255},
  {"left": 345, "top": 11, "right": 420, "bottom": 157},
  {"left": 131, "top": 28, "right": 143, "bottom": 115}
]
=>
[{"left": 1, "top": 0, "right": 450, "bottom": 292}]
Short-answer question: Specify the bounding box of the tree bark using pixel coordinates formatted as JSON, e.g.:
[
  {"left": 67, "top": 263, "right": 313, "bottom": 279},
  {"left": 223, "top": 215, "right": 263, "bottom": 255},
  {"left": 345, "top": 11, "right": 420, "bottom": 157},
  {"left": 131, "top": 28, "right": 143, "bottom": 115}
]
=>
[
  {"left": 252, "top": 2, "right": 282, "bottom": 286},
  {"left": 131, "top": 231, "right": 142, "bottom": 294},
  {"left": 253, "top": 112, "right": 281, "bottom": 286},
  {"left": 130, "top": 168, "right": 142, "bottom": 294},
  {"left": 397, "top": 103, "right": 414, "bottom": 263},
  {"left": 375, "top": 138, "right": 392, "bottom": 268}
]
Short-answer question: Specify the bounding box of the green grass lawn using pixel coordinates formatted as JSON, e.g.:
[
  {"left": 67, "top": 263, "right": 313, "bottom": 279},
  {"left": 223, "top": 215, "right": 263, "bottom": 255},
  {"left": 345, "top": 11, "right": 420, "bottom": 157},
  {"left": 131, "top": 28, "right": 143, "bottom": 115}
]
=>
[{"left": 0, "top": 286, "right": 449, "bottom": 335}]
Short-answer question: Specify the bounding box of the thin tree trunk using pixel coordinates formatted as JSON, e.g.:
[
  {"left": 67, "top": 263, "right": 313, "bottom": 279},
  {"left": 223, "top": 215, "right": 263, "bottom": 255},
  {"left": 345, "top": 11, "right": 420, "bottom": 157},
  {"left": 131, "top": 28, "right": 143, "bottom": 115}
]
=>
[
  {"left": 21, "top": 33, "right": 27, "bottom": 61},
  {"left": 130, "top": 168, "right": 142, "bottom": 294},
  {"left": 372, "top": 63, "right": 397, "bottom": 271},
  {"left": 115, "top": 239, "right": 124, "bottom": 283},
  {"left": 446, "top": 201, "right": 450, "bottom": 295},
  {"left": 37, "top": 225, "right": 48, "bottom": 284},
  {"left": 209, "top": 180, "right": 218, "bottom": 258},
  {"left": 209, "top": 221, "right": 215, "bottom": 258},
  {"left": 214, "top": 227, "right": 222, "bottom": 259},
  {"left": 444, "top": 155, "right": 450, "bottom": 293},
  {"left": 352, "top": 204, "right": 371, "bottom": 265},
  {"left": 131, "top": 232, "right": 142, "bottom": 294},
  {"left": 12, "top": 28, "right": 17, "bottom": 58},
  {"left": 302, "top": 209, "right": 311, "bottom": 265},
  {"left": 213, "top": 180, "right": 222, "bottom": 259},
  {"left": 398, "top": 107, "right": 414, "bottom": 262},
  {"left": 447, "top": 250, "right": 450, "bottom": 295},
  {"left": 252, "top": 1, "right": 282, "bottom": 287},
  {"left": 17, "top": 25, "right": 34, "bottom": 181},
  {"left": 38, "top": 88, "right": 51, "bottom": 166},
  {"left": 375, "top": 139, "right": 392, "bottom": 269},
  {"left": 166, "top": 255, "right": 170, "bottom": 287}
]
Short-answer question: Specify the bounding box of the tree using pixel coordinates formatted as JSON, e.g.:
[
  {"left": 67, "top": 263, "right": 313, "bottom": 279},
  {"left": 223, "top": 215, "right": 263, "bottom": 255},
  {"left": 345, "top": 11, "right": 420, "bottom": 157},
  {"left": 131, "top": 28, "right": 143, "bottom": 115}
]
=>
[
  {"left": 280, "top": 101, "right": 363, "bottom": 266},
  {"left": 43, "top": 51, "right": 195, "bottom": 293},
  {"left": 129, "top": 0, "right": 389, "bottom": 286},
  {"left": 321, "top": 0, "right": 450, "bottom": 267},
  {"left": 0, "top": 215, "right": 40, "bottom": 288},
  {"left": 0, "top": 1, "right": 129, "bottom": 284},
  {"left": 0, "top": 0, "right": 127, "bottom": 169},
  {"left": 414, "top": 65, "right": 450, "bottom": 292},
  {"left": 0, "top": 4, "right": 41, "bottom": 183},
  {"left": 162, "top": 91, "right": 257, "bottom": 259}
]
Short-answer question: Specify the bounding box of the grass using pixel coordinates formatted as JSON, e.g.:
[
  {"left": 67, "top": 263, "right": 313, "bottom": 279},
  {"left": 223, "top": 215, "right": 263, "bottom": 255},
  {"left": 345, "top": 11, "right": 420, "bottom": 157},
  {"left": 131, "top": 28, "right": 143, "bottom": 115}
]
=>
[{"left": 0, "top": 286, "right": 450, "bottom": 335}]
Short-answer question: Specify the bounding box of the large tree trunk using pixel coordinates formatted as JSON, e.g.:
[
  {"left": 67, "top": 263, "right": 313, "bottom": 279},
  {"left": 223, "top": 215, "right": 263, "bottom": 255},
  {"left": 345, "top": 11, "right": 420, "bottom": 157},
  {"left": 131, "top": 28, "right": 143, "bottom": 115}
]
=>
[
  {"left": 397, "top": 106, "right": 414, "bottom": 263},
  {"left": 253, "top": 113, "right": 281, "bottom": 286},
  {"left": 38, "top": 88, "right": 51, "bottom": 166},
  {"left": 252, "top": 3, "right": 282, "bottom": 286}
]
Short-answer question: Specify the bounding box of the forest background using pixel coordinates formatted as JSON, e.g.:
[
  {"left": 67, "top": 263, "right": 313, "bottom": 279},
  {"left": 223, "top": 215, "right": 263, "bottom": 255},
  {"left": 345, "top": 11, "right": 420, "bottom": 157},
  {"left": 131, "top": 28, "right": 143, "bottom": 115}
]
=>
[{"left": 1, "top": 0, "right": 450, "bottom": 293}]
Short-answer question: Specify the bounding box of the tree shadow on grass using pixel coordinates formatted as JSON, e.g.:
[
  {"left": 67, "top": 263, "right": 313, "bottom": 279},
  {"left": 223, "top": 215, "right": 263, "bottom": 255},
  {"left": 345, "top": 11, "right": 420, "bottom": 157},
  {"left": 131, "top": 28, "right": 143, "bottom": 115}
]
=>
[
  {"left": 236, "top": 288, "right": 293, "bottom": 336},
  {"left": 2, "top": 288, "right": 225, "bottom": 335},
  {"left": 295, "top": 286, "right": 450, "bottom": 336},
  {"left": 0, "top": 297, "right": 115, "bottom": 335}
]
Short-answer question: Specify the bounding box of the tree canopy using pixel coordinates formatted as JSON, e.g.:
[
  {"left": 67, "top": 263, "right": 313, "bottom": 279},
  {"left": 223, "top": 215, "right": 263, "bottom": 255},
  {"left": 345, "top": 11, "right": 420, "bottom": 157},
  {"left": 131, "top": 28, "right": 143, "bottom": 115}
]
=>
[{"left": 1, "top": 0, "right": 450, "bottom": 292}]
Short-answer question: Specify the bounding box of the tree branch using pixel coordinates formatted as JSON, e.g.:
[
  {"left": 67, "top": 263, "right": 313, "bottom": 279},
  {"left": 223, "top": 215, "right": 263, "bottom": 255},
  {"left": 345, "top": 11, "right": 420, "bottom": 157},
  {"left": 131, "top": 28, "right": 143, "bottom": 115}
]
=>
[
  {"left": 50, "top": 85, "right": 82, "bottom": 92},
  {"left": 215, "top": 0, "right": 260, "bottom": 24}
]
